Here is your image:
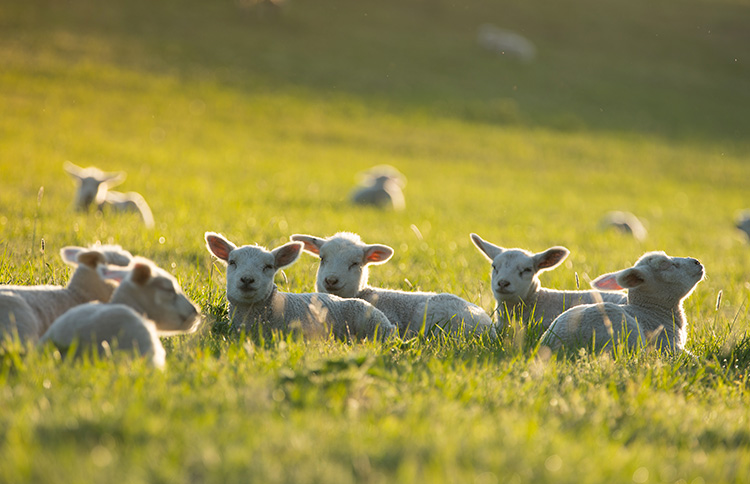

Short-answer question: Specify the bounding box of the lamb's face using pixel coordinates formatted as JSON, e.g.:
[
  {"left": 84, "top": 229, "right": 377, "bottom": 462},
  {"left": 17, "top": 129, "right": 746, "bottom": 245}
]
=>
[
  {"left": 628, "top": 252, "right": 704, "bottom": 304},
  {"left": 489, "top": 250, "right": 538, "bottom": 304},
  {"left": 316, "top": 238, "right": 368, "bottom": 299},
  {"left": 471, "top": 234, "right": 570, "bottom": 307},
  {"left": 226, "top": 246, "right": 278, "bottom": 306},
  {"left": 139, "top": 267, "right": 201, "bottom": 334},
  {"left": 74, "top": 176, "right": 108, "bottom": 211}
]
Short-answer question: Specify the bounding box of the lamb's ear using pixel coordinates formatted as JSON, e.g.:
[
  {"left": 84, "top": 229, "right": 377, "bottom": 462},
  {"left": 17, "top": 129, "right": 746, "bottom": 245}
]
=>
[
  {"left": 272, "top": 242, "right": 303, "bottom": 269},
  {"left": 289, "top": 234, "right": 325, "bottom": 257},
  {"left": 63, "top": 161, "right": 84, "bottom": 180},
  {"left": 205, "top": 232, "right": 236, "bottom": 263},
  {"left": 60, "top": 247, "right": 85, "bottom": 265},
  {"left": 615, "top": 267, "right": 646, "bottom": 289},
  {"left": 363, "top": 244, "right": 394, "bottom": 265},
  {"left": 470, "top": 233, "right": 504, "bottom": 261},
  {"left": 592, "top": 267, "right": 646, "bottom": 291},
  {"left": 102, "top": 171, "right": 126, "bottom": 188},
  {"left": 98, "top": 265, "right": 132, "bottom": 283},
  {"left": 130, "top": 262, "right": 153, "bottom": 285},
  {"left": 533, "top": 246, "right": 570, "bottom": 272},
  {"left": 76, "top": 250, "right": 106, "bottom": 269}
]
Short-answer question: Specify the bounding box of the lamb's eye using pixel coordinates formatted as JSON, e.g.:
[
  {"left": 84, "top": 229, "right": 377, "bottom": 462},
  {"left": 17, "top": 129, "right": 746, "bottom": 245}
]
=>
[
  {"left": 228, "top": 260, "right": 236, "bottom": 267},
  {"left": 264, "top": 264, "right": 274, "bottom": 272},
  {"left": 349, "top": 262, "right": 359, "bottom": 270},
  {"left": 520, "top": 268, "right": 532, "bottom": 275}
]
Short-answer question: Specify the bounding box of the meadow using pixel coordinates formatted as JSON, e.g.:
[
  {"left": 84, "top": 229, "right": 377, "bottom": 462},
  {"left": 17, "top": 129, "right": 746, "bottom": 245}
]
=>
[{"left": 1, "top": 0, "right": 750, "bottom": 482}]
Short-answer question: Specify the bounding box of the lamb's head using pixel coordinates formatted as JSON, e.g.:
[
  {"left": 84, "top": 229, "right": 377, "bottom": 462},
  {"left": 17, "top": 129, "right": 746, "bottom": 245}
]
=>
[
  {"left": 64, "top": 161, "right": 125, "bottom": 211},
  {"left": 291, "top": 232, "right": 393, "bottom": 298},
  {"left": 61, "top": 246, "right": 128, "bottom": 301},
  {"left": 592, "top": 251, "right": 704, "bottom": 307},
  {"left": 470, "top": 234, "right": 570, "bottom": 306},
  {"left": 101, "top": 257, "right": 202, "bottom": 334},
  {"left": 206, "top": 232, "right": 303, "bottom": 306}
]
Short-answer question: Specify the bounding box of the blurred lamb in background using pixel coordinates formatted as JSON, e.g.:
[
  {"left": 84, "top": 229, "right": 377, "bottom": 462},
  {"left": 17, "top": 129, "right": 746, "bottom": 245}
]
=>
[
  {"left": 350, "top": 165, "right": 406, "bottom": 211},
  {"left": 477, "top": 24, "right": 536, "bottom": 62},
  {"left": 735, "top": 210, "right": 750, "bottom": 241},
  {"left": 64, "top": 161, "right": 154, "bottom": 228},
  {"left": 600, "top": 211, "right": 647, "bottom": 241}
]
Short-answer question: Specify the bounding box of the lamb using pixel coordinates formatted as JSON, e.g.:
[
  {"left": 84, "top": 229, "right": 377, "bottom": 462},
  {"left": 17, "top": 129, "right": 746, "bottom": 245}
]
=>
[
  {"left": 470, "top": 233, "right": 627, "bottom": 330},
  {"left": 735, "top": 210, "right": 750, "bottom": 241},
  {"left": 539, "top": 251, "right": 705, "bottom": 354},
  {"left": 64, "top": 161, "right": 154, "bottom": 228},
  {"left": 477, "top": 24, "right": 536, "bottom": 62},
  {"left": 205, "top": 232, "right": 396, "bottom": 341},
  {"left": 350, "top": 165, "right": 406, "bottom": 211},
  {"left": 0, "top": 245, "right": 134, "bottom": 345},
  {"left": 601, "top": 211, "right": 648, "bottom": 241},
  {"left": 40, "top": 257, "right": 202, "bottom": 368},
  {"left": 290, "top": 232, "right": 496, "bottom": 338}
]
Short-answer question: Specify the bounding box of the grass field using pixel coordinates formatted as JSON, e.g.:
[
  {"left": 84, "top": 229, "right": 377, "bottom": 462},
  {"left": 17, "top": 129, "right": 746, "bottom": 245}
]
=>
[{"left": 2, "top": 0, "right": 750, "bottom": 482}]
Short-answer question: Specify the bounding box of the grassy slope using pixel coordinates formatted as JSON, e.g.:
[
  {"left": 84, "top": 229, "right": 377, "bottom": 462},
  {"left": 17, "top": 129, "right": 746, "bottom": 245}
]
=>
[{"left": 1, "top": 0, "right": 750, "bottom": 482}]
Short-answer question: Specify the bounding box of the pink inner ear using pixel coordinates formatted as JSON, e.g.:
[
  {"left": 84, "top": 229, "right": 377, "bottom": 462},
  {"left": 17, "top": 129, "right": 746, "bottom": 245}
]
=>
[
  {"left": 207, "top": 236, "right": 231, "bottom": 261},
  {"left": 592, "top": 273, "right": 624, "bottom": 291},
  {"left": 365, "top": 247, "right": 392, "bottom": 263}
]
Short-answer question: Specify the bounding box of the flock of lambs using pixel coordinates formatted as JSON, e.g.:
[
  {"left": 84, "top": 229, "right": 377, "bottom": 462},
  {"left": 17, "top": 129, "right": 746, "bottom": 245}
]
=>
[{"left": 9, "top": 161, "right": 750, "bottom": 367}]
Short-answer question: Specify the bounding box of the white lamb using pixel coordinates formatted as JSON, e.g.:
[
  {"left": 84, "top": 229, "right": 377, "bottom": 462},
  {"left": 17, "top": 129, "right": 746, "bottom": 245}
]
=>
[
  {"left": 290, "top": 232, "right": 496, "bottom": 338},
  {"left": 0, "top": 245, "right": 134, "bottom": 345},
  {"left": 539, "top": 251, "right": 705, "bottom": 354},
  {"left": 64, "top": 161, "right": 154, "bottom": 228},
  {"left": 350, "top": 165, "right": 406, "bottom": 211},
  {"left": 477, "top": 24, "right": 536, "bottom": 62},
  {"left": 601, "top": 211, "right": 648, "bottom": 241},
  {"left": 735, "top": 210, "right": 750, "bottom": 241},
  {"left": 205, "top": 232, "right": 396, "bottom": 341},
  {"left": 470, "top": 233, "right": 627, "bottom": 330},
  {"left": 40, "top": 257, "right": 202, "bottom": 368}
]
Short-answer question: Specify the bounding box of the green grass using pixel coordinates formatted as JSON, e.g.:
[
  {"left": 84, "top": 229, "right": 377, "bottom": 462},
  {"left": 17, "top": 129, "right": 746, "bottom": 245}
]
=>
[{"left": 1, "top": 0, "right": 750, "bottom": 482}]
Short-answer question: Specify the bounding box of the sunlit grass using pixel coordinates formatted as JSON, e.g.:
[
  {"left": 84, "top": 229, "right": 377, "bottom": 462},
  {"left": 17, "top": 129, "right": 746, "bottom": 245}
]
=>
[{"left": 1, "top": 0, "right": 750, "bottom": 482}]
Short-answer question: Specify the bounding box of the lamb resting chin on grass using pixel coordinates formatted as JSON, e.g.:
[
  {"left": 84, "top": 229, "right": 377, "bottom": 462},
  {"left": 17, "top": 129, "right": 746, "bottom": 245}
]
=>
[
  {"left": 539, "top": 251, "right": 705, "bottom": 354},
  {"left": 205, "top": 232, "right": 396, "bottom": 341}
]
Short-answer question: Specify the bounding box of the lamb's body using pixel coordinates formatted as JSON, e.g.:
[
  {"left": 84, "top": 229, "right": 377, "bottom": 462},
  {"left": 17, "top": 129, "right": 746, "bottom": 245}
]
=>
[
  {"left": 601, "top": 211, "right": 647, "bottom": 241},
  {"left": 0, "top": 246, "right": 133, "bottom": 345},
  {"left": 40, "top": 257, "right": 201, "bottom": 367},
  {"left": 477, "top": 24, "right": 536, "bottom": 62},
  {"left": 470, "top": 234, "right": 627, "bottom": 330},
  {"left": 350, "top": 165, "right": 406, "bottom": 211},
  {"left": 291, "top": 232, "right": 495, "bottom": 338},
  {"left": 540, "top": 252, "right": 704, "bottom": 354},
  {"left": 205, "top": 233, "right": 395, "bottom": 341},
  {"left": 229, "top": 286, "right": 394, "bottom": 340},
  {"left": 499, "top": 285, "right": 629, "bottom": 330}
]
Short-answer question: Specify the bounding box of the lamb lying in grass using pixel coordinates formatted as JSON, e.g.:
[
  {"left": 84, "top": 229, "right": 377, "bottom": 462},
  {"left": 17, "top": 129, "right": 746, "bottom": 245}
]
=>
[
  {"left": 601, "top": 211, "right": 648, "bottom": 241},
  {"left": 40, "top": 257, "right": 201, "bottom": 368},
  {"left": 350, "top": 165, "right": 406, "bottom": 211},
  {"left": 290, "top": 232, "right": 495, "bottom": 338},
  {"left": 64, "top": 161, "right": 154, "bottom": 228},
  {"left": 470, "top": 234, "right": 626, "bottom": 330},
  {"left": 0, "top": 245, "right": 133, "bottom": 345},
  {"left": 539, "top": 251, "right": 704, "bottom": 354},
  {"left": 205, "top": 232, "right": 396, "bottom": 341}
]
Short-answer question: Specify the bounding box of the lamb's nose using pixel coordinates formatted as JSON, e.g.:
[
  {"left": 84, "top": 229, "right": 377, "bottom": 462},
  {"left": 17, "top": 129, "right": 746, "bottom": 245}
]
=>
[
  {"left": 497, "top": 280, "right": 510, "bottom": 289},
  {"left": 325, "top": 276, "right": 339, "bottom": 286},
  {"left": 240, "top": 276, "right": 255, "bottom": 285}
]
